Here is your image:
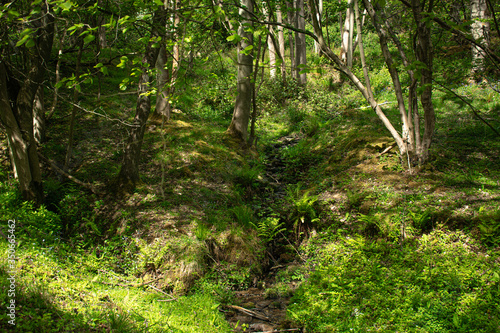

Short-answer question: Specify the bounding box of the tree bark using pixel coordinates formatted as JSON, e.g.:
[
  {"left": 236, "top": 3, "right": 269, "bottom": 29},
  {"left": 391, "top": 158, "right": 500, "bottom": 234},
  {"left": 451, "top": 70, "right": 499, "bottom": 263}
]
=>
[
  {"left": 268, "top": 30, "right": 277, "bottom": 78},
  {"left": 294, "top": 0, "right": 307, "bottom": 84},
  {"left": 155, "top": 45, "right": 171, "bottom": 118},
  {"left": 287, "top": 2, "right": 295, "bottom": 78},
  {"left": 340, "top": 0, "right": 355, "bottom": 67},
  {"left": 227, "top": 0, "right": 254, "bottom": 142},
  {"left": 33, "top": 86, "right": 45, "bottom": 144},
  {"left": 155, "top": 0, "right": 182, "bottom": 120},
  {"left": 0, "top": 5, "right": 54, "bottom": 204},
  {"left": 0, "top": 63, "right": 40, "bottom": 202},
  {"left": 48, "top": 26, "right": 66, "bottom": 120},
  {"left": 277, "top": 7, "right": 286, "bottom": 80},
  {"left": 313, "top": 0, "right": 323, "bottom": 54},
  {"left": 411, "top": 0, "right": 435, "bottom": 164},
  {"left": 471, "top": 0, "right": 490, "bottom": 78},
  {"left": 117, "top": 12, "right": 162, "bottom": 188}
]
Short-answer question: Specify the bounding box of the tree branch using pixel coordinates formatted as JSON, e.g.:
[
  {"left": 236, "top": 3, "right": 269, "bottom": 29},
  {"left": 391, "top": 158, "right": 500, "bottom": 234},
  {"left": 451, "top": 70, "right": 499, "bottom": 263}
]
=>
[{"left": 433, "top": 79, "right": 500, "bottom": 137}]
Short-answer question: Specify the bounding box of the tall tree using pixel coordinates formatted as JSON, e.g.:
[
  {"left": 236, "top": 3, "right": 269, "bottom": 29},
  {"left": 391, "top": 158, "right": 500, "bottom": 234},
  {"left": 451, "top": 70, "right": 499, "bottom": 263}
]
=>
[
  {"left": 155, "top": 0, "right": 183, "bottom": 120},
  {"left": 277, "top": 6, "right": 287, "bottom": 79},
  {"left": 0, "top": 3, "right": 54, "bottom": 204},
  {"left": 227, "top": 0, "right": 254, "bottom": 143},
  {"left": 313, "top": 0, "right": 323, "bottom": 54},
  {"left": 308, "top": 0, "right": 437, "bottom": 165},
  {"left": 340, "top": 0, "right": 355, "bottom": 67},
  {"left": 471, "top": 0, "right": 490, "bottom": 78},
  {"left": 294, "top": 0, "right": 307, "bottom": 84},
  {"left": 117, "top": 8, "right": 163, "bottom": 188}
]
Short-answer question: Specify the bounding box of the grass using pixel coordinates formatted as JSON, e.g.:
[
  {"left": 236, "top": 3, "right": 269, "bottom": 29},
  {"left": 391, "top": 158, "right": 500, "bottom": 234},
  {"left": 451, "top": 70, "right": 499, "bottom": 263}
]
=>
[{"left": 0, "top": 228, "right": 232, "bottom": 332}]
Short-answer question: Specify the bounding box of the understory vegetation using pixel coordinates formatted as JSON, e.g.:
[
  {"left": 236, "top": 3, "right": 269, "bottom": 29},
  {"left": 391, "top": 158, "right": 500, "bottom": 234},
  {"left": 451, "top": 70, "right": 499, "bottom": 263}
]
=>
[{"left": 1, "top": 16, "right": 500, "bottom": 333}]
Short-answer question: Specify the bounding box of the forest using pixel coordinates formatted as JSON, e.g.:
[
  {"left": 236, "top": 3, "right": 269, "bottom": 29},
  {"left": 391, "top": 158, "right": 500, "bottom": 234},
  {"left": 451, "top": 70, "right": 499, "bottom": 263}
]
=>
[{"left": 1, "top": 0, "right": 499, "bottom": 331}]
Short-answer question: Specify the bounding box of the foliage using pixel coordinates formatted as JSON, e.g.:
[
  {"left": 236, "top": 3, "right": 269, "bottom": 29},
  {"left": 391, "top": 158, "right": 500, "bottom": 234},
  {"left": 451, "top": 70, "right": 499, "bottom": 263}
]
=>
[
  {"left": 476, "top": 207, "right": 500, "bottom": 248},
  {"left": 229, "top": 205, "right": 255, "bottom": 228},
  {"left": 286, "top": 184, "right": 320, "bottom": 226},
  {"left": 290, "top": 229, "right": 500, "bottom": 332},
  {"left": 233, "top": 163, "right": 263, "bottom": 189},
  {"left": 252, "top": 215, "right": 286, "bottom": 244}
]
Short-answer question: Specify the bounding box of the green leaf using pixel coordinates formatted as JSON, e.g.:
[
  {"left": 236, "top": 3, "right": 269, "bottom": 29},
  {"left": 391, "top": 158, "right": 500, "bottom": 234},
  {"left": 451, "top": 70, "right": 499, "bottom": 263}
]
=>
[
  {"left": 119, "top": 78, "right": 129, "bottom": 91},
  {"left": 241, "top": 45, "right": 253, "bottom": 55},
  {"left": 117, "top": 56, "right": 128, "bottom": 68},
  {"left": 83, "top": 34, "right": 95, "bottom": 45},
  {"left": 15, "top": 35, "right": 30, "bottom": 47},
  {"left": 59, "top": 1, "right": 73, "bottom": 11},
  {"left": 226, "top": 34, "right": 241, "bottom": 43},
  {"left": 25, "top": 38, "right": 35, "bottom": 48}
]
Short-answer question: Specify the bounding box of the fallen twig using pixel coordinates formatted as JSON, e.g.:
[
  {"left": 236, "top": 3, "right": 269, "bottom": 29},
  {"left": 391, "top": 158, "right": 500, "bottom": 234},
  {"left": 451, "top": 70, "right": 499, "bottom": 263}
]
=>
[
  {"left": 37, "top": 152, "right": 97, "bottom": 192},
  {"left": 378, "top": 143, "right": 397, "bottom": 156},
  {"left": 224, "top": 304, "right": 270, "bottom": 322}
]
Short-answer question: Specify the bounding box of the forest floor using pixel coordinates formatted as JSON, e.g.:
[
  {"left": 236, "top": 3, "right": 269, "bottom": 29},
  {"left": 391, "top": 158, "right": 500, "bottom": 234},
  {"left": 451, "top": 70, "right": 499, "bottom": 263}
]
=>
[{"left": 1, "top": 78, "right": 500, "bottom": 332}]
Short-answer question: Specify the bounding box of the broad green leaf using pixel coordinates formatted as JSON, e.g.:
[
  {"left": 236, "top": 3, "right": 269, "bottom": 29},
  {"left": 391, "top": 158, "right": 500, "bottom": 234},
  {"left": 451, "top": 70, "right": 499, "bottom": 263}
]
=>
[
  {"left": 83, "top": 34, "right": 95, "bottom": 45},
  {"left": 119, "top": 78, "right": 129, "bottom": 91},
  {"left": 59, "top": 1, "right": 73, "bottom": 11},
  {"left": 226, "top": 34, "right": 241, "bottom": 43},
  {"left": 117, "top": 56, "right": 128, "bottom": 68},
  {"left": 25, "top": 38, "right": 35, "bottom": 48},
  {"left": 15, "top": 34, "right": 30, "bottom": 47}
]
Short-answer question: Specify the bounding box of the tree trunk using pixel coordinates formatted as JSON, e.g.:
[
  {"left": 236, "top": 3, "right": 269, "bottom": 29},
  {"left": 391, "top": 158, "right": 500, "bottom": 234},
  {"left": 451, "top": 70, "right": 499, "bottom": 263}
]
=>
[
  {"left": 471, "top": 0, "right": 490, "bottom": 78},
  {"left": 313, "top": 0, "right": 323, "bottom": 54},
  {"left": 227, "top": 0, "right": 254, "bottom": 142},
  {"left": 412, "top": 0, "right": 435, "bottom": 164},
  {"left": 287, "top": 2, "right": 295, "bottom": 78},
  {"left": 0, "top": 6, "right": 54, "bottom": 204},
  {"left": 33, "top": 86, "right": 45, "bottom": 144},
  {"left": 340, "top": 0, "right": 355, "bottom": 67},
  {"left": 155, "top": 45, "right": 171, "bottom": 118},
  {"left": 277, "top": 7, "right": 286, "bottom": 80},
  {"left": 155, "top": 0, "right": 182, "bottom": 119},
  {"left": 0, "top": 63, "right": 42, "bottom": 203},
  {"left": 117, "top": 13, "right": 162, "bottom": 188},
  {"left": 48, "top": 26, "right": 66, "bottom": 120},
  {"left": 295, "top": 0, "right": 307, "bottom": 84},
  {"left": 268, "top": 31, "right": 277, "bottom": 78},
  {"left": 97, "top": 0, "right": 107, "bottom": 49}
]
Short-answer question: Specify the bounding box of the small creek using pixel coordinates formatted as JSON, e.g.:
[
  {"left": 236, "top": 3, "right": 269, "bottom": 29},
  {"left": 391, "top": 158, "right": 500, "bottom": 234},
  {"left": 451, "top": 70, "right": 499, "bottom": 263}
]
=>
[{"left": 222, "top": 135, "right": 304, "bottom": 332}]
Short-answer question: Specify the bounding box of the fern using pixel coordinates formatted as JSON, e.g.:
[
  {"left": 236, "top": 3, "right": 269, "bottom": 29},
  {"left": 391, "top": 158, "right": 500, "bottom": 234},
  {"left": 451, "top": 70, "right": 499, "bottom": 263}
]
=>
[{"left": 251, "top": 216, "right": 286, "bottom": 243}]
